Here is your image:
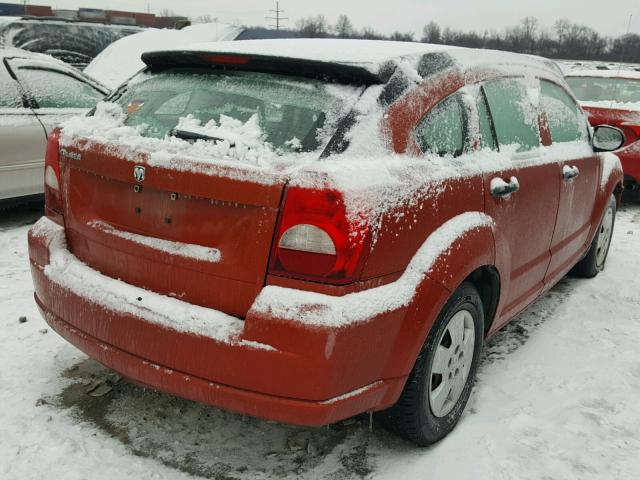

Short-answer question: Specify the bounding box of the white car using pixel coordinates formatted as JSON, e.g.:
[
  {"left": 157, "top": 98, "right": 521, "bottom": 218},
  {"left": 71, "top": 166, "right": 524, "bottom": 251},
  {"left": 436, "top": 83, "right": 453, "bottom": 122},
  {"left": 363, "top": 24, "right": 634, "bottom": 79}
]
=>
[{"left": 0, "top": 48, "right": 107, "bottom": 203}]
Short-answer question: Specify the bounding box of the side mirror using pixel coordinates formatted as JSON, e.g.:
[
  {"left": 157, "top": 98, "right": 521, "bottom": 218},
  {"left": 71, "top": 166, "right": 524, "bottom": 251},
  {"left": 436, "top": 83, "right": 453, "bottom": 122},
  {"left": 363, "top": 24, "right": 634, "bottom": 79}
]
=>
[{"left": 592, "top": 125, "right": 625, "bottom": 152}]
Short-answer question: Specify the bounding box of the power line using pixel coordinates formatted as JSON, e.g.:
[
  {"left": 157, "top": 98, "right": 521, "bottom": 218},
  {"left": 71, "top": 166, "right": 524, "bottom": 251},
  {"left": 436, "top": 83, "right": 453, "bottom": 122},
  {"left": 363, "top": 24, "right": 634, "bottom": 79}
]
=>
[{"left": 265, "top": 1, "right": 288, "bottom": 30}]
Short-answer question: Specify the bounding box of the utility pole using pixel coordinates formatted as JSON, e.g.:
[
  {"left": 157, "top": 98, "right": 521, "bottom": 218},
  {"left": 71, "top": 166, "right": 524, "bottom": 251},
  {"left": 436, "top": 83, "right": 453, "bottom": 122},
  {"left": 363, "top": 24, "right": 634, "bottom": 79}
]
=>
[
  {"left": 22, "top": 0, "right": 27, "bottom": 15},
  {"left": 266, "top": 1, "right": 288, "bottom": 30}
]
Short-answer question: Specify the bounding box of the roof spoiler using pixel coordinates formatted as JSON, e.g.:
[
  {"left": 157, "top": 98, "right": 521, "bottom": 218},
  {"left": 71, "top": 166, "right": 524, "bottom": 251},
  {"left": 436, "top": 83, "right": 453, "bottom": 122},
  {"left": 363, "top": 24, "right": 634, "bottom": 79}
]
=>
[{"left": 141, "top": 50, "right": 389, "bottom": 85}]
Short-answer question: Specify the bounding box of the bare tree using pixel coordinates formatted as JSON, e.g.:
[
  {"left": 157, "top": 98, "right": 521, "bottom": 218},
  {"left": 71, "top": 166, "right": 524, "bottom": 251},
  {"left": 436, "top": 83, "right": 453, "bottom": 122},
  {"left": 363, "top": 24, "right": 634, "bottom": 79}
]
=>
[
  {"left": 334, "top": 14, "right": 354, "bottom": 38},
  {"left": 422, "top": 21, "right": 442, "bottom": 44},
  {"left": 390, "top": 31, "right": 414, "bottom": 42},
  {"left": 296, "top": 15, "right": 330, "bottom": 37}
]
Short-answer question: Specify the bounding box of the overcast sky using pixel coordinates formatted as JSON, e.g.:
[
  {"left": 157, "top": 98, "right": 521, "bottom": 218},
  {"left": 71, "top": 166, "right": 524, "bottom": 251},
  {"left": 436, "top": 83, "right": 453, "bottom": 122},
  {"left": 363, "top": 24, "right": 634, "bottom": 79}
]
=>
[{"left": 49, "top": 0, "right": 640, "bottom": 37}]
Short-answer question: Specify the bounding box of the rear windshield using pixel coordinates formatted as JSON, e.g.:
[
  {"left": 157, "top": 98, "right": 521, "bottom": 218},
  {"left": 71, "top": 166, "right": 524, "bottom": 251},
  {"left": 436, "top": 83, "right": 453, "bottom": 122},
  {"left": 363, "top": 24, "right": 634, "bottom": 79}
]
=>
[
  {"left": 566, "top": 76, "right": 640, "bottom": 104},
  {"left": 115, "top": 69, "right": 363, "bottom": 153}
]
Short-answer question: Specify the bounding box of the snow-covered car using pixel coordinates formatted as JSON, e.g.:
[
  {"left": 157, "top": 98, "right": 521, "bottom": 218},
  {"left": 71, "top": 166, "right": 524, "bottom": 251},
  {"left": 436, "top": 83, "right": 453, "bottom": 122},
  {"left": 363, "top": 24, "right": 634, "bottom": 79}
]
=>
[
  {"left": 565, "top": 70, "right": 640, "bottom": 201},
  {"left": 0, "top": 16, "right": 142, "bottom": 68},
  {"left": 0, "top": 48, "right": 108, "bottom": 203},
  {"left": 28, "top": 39, "right": 624, "bottom": 445},
  {"left": 83, "top": 23, "right": 301, "bottom": 89}
]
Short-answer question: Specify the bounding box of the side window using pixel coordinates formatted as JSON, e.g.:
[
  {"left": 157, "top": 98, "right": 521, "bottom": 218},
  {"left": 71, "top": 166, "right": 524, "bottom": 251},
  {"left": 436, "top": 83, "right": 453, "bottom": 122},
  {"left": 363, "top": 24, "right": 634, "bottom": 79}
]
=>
[
  {"left": 414, "top": 93, "right": 466, "bottom": 157},
  {"left": 0, "top": 66, "right": 23, "bottom": 108},
  {"left": 540, "top": 80, "right": 589, "bottom": 143},
  {"left": 475, "top": 86, "right": 497, "bottom": 150},
  {"left": 483, "top": 79, "right": 541, "bottom": 152},
  {"left": 14, "top": 67, "right": 104, "bottom": 109}
]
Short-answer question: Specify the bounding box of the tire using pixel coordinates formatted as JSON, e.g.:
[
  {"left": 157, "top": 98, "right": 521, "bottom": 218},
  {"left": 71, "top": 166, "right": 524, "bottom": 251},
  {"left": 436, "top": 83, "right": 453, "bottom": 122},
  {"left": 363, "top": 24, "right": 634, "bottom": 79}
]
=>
[
  {"left": 377, "top": 282, "right": 484, "bottom": 446},
  {"left": 571, "top": 195, "right": 616, "bottom": 278}
]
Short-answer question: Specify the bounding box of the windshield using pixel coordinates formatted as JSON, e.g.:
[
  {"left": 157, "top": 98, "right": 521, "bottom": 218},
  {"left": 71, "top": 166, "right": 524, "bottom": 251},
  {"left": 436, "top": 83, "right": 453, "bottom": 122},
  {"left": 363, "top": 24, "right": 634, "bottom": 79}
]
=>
[
  {"left": 115, "top": 69, "right": 363, "bottom": 153},
  {"left": 566, "top": 76, "right": 640, "bottom": 104}
]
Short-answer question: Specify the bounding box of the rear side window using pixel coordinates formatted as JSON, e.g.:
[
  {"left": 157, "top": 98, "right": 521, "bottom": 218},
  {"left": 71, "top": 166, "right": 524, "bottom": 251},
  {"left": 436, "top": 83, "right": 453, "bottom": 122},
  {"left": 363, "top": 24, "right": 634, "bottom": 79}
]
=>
[
  {"left": 483, "top": 79, "right": 541, "bottom": 152},
  {"left": 540, "top": 80, "right": 589, "bottom": 143},
  {"left": 0, "top": 66, "right": 22, "bottom": 108},
  {"left": 414, "top": 93, "right": 466, "bottom": 157},
  {"left": 14, "top": 66, "right": 104, "bottom": 108}
]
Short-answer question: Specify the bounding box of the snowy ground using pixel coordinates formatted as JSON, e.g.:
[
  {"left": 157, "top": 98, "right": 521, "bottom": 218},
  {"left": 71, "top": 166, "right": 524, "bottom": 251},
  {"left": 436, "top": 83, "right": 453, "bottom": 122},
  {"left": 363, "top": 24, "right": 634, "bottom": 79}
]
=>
[{"left": 1, "top": 202, "right": 639, "bottom": 480}]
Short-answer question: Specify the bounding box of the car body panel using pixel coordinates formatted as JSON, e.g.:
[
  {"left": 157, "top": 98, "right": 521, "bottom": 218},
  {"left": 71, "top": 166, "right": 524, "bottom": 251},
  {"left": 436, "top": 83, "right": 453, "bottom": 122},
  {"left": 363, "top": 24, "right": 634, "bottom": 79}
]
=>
[{"left": 0, "top": 108, "right": 47, "bottom": 200}]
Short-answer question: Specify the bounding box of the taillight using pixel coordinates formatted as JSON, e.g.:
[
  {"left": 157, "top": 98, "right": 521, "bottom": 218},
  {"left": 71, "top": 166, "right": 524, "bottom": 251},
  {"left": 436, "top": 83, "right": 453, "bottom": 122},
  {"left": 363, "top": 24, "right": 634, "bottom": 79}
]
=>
[
  {"left": 269, "top": 187, "right": 370, "bottom": 284},
  {"left": 44, "top": 128, "right": 63, "bottom": 216}
]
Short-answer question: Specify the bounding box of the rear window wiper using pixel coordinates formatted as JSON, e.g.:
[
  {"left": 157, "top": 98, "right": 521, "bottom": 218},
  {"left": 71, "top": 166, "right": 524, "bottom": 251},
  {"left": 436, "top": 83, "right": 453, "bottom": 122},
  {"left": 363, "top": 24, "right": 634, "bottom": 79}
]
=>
[{"left": 169, "top": 129, "right": 235, "bottom": 146}]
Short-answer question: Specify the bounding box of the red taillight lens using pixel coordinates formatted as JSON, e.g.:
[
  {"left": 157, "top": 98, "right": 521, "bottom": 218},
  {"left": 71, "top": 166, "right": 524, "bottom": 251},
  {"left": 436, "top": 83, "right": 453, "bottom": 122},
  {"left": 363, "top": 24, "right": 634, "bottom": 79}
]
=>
[
  {"left": 269, "top": 187, "right": 370, "bottom": 284},
  {"left": 44, "top": 128, "right": 62, "bottom": 215}
]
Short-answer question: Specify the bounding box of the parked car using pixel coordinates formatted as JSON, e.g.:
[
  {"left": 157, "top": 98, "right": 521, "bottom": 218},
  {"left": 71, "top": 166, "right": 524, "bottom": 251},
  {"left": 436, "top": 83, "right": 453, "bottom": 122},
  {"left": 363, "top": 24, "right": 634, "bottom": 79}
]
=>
[
  {"left": 0, "top": 48, "right": 107, "bottom": 203},
  {"left": 0, "top": 17, "right": 142, "bottom": 68},
  {"left": 28, "top": 39, "right": 624, "bottom": 445},
  {"left": 84, "top": 23, "right": 304, "bottom": 89},
  {"left": 565, "top": 69, "right": 640, "bottom": 200}
]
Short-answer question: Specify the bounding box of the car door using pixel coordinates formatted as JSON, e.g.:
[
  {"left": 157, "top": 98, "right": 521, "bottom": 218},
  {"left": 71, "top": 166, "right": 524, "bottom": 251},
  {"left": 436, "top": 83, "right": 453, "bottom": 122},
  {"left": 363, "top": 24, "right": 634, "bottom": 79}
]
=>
[
  {"left": 540, "top": 80, "right": 599, "bottom": 284},
  {"left": 479, "top": 78, "right": 561, "bottom": 327},
  {"left": 8, "top": 59, "right": 106, "bottom": 135},
  {"left": 0, "top": 61, "right": 48, "bottom": 200}
]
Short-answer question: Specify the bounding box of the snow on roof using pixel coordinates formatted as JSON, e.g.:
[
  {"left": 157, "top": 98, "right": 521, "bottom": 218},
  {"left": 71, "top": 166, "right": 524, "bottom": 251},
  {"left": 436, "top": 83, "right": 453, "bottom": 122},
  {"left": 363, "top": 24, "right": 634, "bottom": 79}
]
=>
[
  {"left": 147, "top": 38, "right": 563, "bottom": 79},
  {"left": 0, "top": 16, "right": 20, "bottom": 25},
  {"left": 565, "top": 69, "right": 640, "bottom": 80},
  {"left": 0, "top": 46, "right": 72, "bottom": 65},
  {"left": 1, "top": 47, "right": 108, "bottom": 92},
  {"left": 84, "top": 23, "right": 243, "bottom": 89}
]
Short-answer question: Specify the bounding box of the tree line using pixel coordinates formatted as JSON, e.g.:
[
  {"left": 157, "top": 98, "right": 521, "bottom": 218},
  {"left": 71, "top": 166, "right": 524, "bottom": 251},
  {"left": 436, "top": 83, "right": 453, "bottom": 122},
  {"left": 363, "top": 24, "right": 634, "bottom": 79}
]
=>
[{"left": 293, "top": 15, "right": 640, "bottom": 63}]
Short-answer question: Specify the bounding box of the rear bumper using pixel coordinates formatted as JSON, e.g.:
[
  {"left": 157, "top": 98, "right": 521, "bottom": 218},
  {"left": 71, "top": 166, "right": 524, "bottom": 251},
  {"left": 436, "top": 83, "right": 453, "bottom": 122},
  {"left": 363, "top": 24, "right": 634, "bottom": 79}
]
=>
[{"left": 29, "top": 217, "right": 413, "bottom": 426}]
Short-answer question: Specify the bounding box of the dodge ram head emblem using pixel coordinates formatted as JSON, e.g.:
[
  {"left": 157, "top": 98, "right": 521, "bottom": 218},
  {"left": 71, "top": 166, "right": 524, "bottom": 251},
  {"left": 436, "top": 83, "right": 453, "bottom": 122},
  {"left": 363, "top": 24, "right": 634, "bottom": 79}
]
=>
[{"left": 133, "top": 165, "right": 146, "bottom": 183}]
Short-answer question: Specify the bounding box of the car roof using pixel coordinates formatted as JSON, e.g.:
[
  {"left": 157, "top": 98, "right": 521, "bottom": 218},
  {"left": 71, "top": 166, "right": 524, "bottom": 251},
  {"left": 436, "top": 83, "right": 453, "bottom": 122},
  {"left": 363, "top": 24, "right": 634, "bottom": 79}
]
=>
[
  {"left": 565, "top": 69, "right": 640, "bottom": 81},
  {"left": 142, "top": 38, "right": 564, "bottom": 84},
  {"left": 0, "top": 47, "right": 109, "bottom": 93},
  {"left": 0, "top": 46, "right": 66, "bottom": 63}
]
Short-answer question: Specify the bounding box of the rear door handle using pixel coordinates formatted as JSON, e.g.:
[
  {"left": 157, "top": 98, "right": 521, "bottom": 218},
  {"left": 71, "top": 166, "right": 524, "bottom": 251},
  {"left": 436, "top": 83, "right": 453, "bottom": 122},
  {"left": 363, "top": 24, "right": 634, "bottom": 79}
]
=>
[
  {"left": 491, "top": 176, "right": 520, "bottom": 198},
  {"left": 563, "top": 165, "right": 580, "bottom": 181}
]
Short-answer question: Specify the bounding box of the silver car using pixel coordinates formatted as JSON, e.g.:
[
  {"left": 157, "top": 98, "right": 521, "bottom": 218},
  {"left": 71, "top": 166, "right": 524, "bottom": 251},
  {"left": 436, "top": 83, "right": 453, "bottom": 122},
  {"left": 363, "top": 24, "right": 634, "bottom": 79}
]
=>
[{"left": 0, "top": 48, "right": 107, "bottom": 203}]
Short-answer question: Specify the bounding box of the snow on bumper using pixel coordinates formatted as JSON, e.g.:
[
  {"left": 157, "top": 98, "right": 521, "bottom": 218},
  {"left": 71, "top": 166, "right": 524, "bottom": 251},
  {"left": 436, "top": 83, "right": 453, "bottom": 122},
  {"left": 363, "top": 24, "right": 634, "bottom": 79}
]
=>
[{"left": 28, "top": 216, "right": 410, "bottom": 425}]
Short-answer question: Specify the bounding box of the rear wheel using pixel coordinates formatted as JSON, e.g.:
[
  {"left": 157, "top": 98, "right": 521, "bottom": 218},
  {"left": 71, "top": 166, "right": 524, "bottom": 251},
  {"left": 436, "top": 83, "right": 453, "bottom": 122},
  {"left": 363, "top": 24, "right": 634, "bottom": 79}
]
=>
[
  {"left": 378, "top": 282, "right": 483, "bottom": 446},
  {"left": 572, "top": 195, "right": 616, "bottom": 278}
]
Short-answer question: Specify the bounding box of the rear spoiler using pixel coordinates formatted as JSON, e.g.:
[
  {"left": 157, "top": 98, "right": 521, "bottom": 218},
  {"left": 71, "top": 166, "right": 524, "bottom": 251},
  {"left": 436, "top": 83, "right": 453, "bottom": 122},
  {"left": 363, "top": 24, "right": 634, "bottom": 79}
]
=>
[{"left": 141, "top": 50, "right": 389, "bottom": 85}]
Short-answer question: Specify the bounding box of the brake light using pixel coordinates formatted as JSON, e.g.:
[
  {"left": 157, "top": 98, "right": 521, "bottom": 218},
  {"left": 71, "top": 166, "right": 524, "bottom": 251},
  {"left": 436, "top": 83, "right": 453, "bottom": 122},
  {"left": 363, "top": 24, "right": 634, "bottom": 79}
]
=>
[
  {"left": 201, "top": 54, "right": 251, "bottom": 66},
  {"left": 269, "top": 187, "right": 371, "bottom": 284},
  {"left": 44, "top": 128, "right": 62, "bottom": 216}
]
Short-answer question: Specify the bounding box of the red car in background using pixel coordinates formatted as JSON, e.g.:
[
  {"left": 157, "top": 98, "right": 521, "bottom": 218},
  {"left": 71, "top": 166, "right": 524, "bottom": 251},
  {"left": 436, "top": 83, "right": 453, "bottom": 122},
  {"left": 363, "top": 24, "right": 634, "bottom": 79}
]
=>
[
  {"left": 29, "top": 40, "right": 625, "bottom": 446},
  {"left": 566, "top": 70, "right": 640, "bottom": 201}
]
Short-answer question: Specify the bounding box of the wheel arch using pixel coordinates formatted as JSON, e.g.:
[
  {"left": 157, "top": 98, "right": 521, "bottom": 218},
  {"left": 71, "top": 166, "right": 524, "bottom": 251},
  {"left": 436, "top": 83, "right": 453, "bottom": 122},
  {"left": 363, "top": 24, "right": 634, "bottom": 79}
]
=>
[
  {"left": 381, "top": 217, "right": 498, "bottom": 380},
  {"left": 465, "top": 265, "right": 501, "bottom": 334}
]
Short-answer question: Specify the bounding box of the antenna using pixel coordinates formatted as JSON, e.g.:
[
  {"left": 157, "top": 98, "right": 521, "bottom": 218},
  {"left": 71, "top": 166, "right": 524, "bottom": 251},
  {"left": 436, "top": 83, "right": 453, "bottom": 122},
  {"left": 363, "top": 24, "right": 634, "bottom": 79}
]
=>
[{"left": 266, "top": 1, "right": 288, "bottom": 30}]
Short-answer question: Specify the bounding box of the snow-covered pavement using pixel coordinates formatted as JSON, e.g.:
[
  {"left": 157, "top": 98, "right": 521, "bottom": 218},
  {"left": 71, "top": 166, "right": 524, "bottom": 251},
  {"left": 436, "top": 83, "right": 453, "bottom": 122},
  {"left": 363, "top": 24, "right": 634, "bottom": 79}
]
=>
[{"left": 1, "top": 203, "right": 639, "bottom": 480}]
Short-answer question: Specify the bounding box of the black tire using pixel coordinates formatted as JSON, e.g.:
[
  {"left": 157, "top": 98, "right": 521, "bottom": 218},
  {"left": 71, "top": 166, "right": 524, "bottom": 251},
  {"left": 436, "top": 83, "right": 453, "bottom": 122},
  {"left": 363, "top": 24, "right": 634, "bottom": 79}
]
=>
[
  {"left": 571, "top": 195, "right": 616, "bottom": 278},
  {"left": 377, "top": 282, "right": 484, "bottom": 446}
]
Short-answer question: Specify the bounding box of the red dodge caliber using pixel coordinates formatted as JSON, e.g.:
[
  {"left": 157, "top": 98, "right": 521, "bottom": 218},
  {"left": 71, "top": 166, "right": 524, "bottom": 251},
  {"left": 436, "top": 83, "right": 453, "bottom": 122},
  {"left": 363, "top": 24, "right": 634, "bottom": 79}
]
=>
[{"left": 29, "top": 40, "right": 625, "bottom": 445}]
